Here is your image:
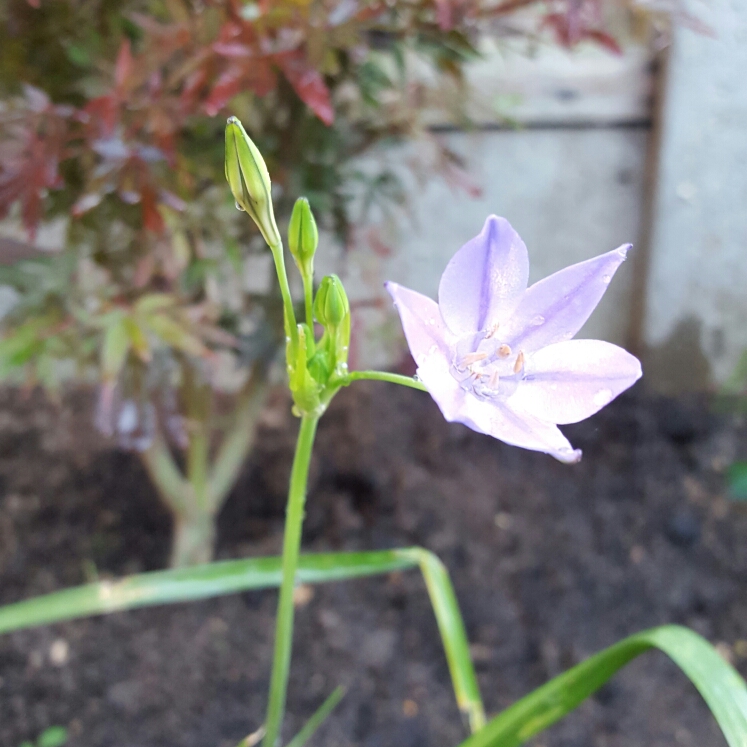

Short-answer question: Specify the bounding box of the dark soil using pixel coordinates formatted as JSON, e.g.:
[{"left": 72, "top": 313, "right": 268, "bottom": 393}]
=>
[{"left": 2, "top": 382, "right": 747, "bottom": 747}]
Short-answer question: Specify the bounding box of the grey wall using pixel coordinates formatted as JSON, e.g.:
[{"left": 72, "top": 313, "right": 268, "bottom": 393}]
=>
[
  {"left": 329, "top": 126, "right": 648, "bottom": 370},
  {"left": 642, "top": 0, "right": 747, "bottom": 392}
]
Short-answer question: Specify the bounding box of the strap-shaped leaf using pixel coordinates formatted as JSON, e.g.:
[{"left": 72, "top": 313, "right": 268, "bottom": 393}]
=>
[
  {"left": 398, "top": 548, "right": 485, "bottom": 732},
  {"left": 284, "top": 686, "right": 345, "bottom": 747},
  {"left": 0, "top": 547, "right": 484, "bottom": 733},
  {"left": 0, "top": 552, "right": 410, "bottom": 632},
  {"left": 454, "top": 625, "right": 747, "bottom": 747}
]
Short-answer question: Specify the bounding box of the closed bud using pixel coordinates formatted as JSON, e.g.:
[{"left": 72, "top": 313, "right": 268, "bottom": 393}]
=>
[
  {"left": 224, "top": 116, "right": 281, "bottom": 248},
  {"left": 288, "top": 323, "right": 321, "bottom": 415},
  {"left": 288, "top": 197, "right": 318, "bottom": 274},
  {"left": 314, "top": 274, "right": 349, "bottom": 329}
]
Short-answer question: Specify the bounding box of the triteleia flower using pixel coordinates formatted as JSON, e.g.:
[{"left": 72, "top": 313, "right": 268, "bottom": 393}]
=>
[{"left": 385, "top": 216, "right": 642, "bottom": 463}]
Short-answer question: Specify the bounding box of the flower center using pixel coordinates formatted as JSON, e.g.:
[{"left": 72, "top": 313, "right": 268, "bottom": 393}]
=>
[{"left": 451, "top": 328, "right": 525, "bottom": 400}]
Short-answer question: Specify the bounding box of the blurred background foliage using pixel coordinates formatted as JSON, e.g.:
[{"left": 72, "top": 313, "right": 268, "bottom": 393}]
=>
[{"left": 0, "top": 0, "right": 629, "bottom": 565}]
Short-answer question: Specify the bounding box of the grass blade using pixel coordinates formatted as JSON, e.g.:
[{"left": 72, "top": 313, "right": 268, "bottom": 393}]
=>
[
  {"left": 396, "top": 548, "right": 486, "bottom": 733},
  {"left": 285, "top": 686, "right": 345, "bottom": 747},
  {"left": 0, "top": 551, "right": 414, "bottom": 634},
  {"left": 455, "top": 625, "right": 747, "bottom": 747},
  {"left": 0, "top": 547, "right": 484, "bottom": 735}
]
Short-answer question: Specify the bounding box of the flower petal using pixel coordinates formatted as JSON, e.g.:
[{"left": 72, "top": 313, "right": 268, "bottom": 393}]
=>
[
  {"left": 438, "top": 215, "right": 529, "bottom": 337},
  {"left": 458, "top": 395, "right": 582, "bottom": 463},
  {"left": 407, "top": 320, "right": 584, "bottom": 463},
  {"left": 385, "top": 281, "right": 453, "bottom": 364},
  {"left": 416, "top": 349, "right": 468, "bottom": 422},
  {"left": 508, "top": 339, "right": 642, "bottom": 425},
  {"left": 503, "top": 244, "right": 630, "bottom": 353}
]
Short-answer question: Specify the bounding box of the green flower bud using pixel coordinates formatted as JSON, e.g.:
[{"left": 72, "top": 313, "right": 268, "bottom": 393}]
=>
[
  {"left": 288, "top": 323, "right": 321, "bottom": 415},
  {"left": 224, "top": 116, "right": 281, "bottom": 249},
  {"left": 314, "top": 274, "right": 349, "bottom": 329},
  {"left": 313, "top": 274, "right": 351, "bottom": 382},
  {"left": 288, "top": 197, "right": 318, "bottom": 274},
  {"left": 307, "top": 348, "right": 332, "bottom": 385}
]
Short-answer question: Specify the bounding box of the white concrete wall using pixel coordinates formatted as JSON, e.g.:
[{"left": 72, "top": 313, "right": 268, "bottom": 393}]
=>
[
  {"left": 325, "top": 127, "right": 648, "bottom": 370},
  {"left": 643, "top": 0, "right": 747, "bottom": 390}
]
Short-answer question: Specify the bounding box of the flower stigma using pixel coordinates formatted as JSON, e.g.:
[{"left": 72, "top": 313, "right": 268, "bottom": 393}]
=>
[{"left": 453, "top": 329, "right": 526, "bottom": 401}]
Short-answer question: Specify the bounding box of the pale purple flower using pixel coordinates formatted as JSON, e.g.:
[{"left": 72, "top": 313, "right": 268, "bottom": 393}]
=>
[{"left": 385, "top": 216, "right": 642, "bottom": 463}]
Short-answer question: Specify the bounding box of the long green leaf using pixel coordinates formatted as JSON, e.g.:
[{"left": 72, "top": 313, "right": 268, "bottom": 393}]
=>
[
  {"left": 284, "top": 686, "right": 345, "bottom": 747},
  {"left": 0, "top": 548, "right": 484, "bottom": 734},
  {"left": 455, "top": 625, "right": 747, "bottom": 747},
  {"left": 398, "top": 548, "right": 486, "bottom": 732},
  {"left": 0, "top": 551, "right": 412, "bottom": 634}
]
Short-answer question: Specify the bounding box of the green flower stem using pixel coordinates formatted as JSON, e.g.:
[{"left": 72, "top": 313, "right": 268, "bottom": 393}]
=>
[
  {"left": 263, "top": 414, "right": 319, "bottom": 747},
  {"left": 302, "top": 273, "right": 314, "bottom": 330},
  {"left": 342, "top": 370, "right": 428, "bottom": 392},
  {"left": 269, "top": 242, "right": 298, "bottom": 344}
]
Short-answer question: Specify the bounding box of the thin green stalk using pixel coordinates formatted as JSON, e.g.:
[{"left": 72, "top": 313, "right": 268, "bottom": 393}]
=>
[
  {"left": 302, "top": 274, "right": 314, "bottom": 330},
  {"left": 285, "top": 686, "right": 345, "bottom": 747},
  {"left": 342, "top": 370, "right": 428, "bottom": 392},
  {"left": 269, "top": 241, "right": 298, "bottom": 345},
  {"left": 263, "top": 415, "right": 319, "bottom": 747}
]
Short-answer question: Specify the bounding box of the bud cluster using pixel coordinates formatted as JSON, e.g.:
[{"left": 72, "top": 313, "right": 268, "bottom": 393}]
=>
[{"left": 225, "top": 117, "right": 351, "bottom": 416}]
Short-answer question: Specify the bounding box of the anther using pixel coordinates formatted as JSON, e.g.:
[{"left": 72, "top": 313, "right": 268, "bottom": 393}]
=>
[
  {"left": 513, "top": 350, "right": 525, "bottom": 374},
  {"left": 498, "top": 344, "right": 512, "bottom": 358},
  {"left": 488, "top": 370, "right": 500, "bottom": 389},
  {"left": 461, "top": 352, "right": 487, "bottom": 366},
  {"left": 485, "top": 323, "right": 500, "bottom": 339}
]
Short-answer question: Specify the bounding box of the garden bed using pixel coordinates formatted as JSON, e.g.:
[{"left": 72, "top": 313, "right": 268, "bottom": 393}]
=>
[{"left": 1, "top": 382, "right": 746, "bottom": 747}]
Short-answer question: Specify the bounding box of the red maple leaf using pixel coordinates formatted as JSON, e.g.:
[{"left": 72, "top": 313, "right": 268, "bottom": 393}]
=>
[
  {"left": 0, "top": 88, "right": 77, "bottom": 236},
  {"left": 276, "top": 52, "right": 334, "bottom": 126}
]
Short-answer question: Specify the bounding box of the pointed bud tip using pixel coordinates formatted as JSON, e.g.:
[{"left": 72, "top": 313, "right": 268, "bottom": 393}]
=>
[
  {"left": 223, "top": 115, "right": 280, "bottom": 248},
  {"left": 616, "top": 243, "right": 633, "bottom": 259},
  {"left": 314, "top": 274, "right": 349, "bottom": 328},
  {"left": 289, "top": 197, "right": 319, "bottom": 268}
]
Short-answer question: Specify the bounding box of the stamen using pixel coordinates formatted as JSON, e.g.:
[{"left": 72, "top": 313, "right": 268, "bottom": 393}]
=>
[
  {"left": 513, "top": 350, "right": 525, "bottom": 374},
  {"left": 488, "top": 370, "right": 500, "bottom": 389},
  {"left": 461, "top": 351, "right": 487, "bottom": 366},
  {"left": 498, "top": 344, "right": 512, "bottom": 358},
  {"left": 485, "top": 323, "right": 500, "bottom": 339}
]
